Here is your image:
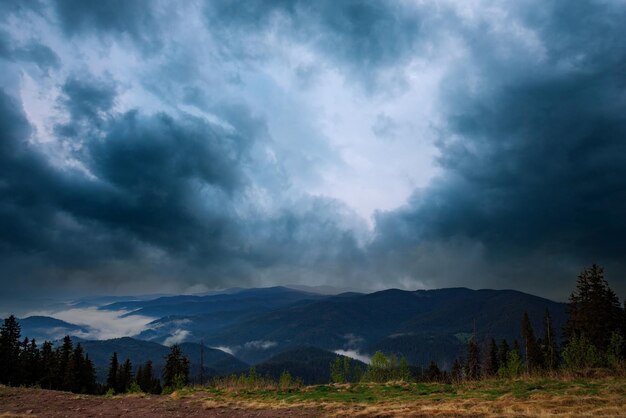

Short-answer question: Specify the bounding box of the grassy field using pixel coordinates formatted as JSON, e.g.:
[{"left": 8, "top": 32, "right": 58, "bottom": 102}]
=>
[
  {"left": 2, "top": 377, "right": 625, "bottom": 417},
  {"left": 188, "top": 376, "right": 626, "bottom": 416}
]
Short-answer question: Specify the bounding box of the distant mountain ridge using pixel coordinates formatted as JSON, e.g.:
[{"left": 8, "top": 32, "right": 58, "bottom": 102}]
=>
[
  {"left": 18, "top": 316, "right": 90, "bottom": 342},
  {"left": 18, "top": 286, "right": 567, "bottom": 371}
]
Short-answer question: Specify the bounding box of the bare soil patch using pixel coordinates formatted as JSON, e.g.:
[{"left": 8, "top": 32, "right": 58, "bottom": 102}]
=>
[{"left": 0, "top": 386, "right": 319, "bottom": 417}]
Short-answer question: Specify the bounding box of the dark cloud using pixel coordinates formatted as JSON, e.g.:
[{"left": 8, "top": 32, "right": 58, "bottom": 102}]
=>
[
  {"left": 372, "top": 0, "right": 626, "bottom": 296},
  {"left": 1, "top": 0, "right": 625, "bottom": 303},
  {"left": 0, "top": 29, "right": 59, "bottom": 72},
  {"left": 203, "top": 0, "right": 434, "bottom": 88},
  {"left": 51, "top": 0, "right": 162, "bottom": 51},
  {"left": 0, "top": 72, "right": 366, "bottom": 299},
  {"left": 13, "top": 43, "right": 60, "bottom": 71},
  {"left": 61, "top": 77, "right": 116, "bottom": 119}
]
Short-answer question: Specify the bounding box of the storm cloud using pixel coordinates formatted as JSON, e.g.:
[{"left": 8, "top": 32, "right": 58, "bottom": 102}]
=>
[{"left": 0, "top": 0, "right": 625, "bottom": 307}]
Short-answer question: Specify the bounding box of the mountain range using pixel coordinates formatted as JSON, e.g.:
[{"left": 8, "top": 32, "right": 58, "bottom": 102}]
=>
[{"left": 17, "top": 286, "right": 567, "bottom": 382}]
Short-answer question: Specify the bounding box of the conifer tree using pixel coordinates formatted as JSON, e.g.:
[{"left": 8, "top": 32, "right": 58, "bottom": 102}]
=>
[
  {"left": 40, "top": 341, "right": 56, "bottom": 389},
  {"left": 497, "top": 339, "right": 510, "bottom": 373},
  {"left": 451, "top": 358, "right": 463, "bottom": 381},
  {"left": 565, "top": 264, "right": 622, "bottom": 351},
  {"left": 19, "top": 337, "right": 41, "bottom": 386},
  {"left": 542, "top": 309, "right": 559, "bottom": 370},
  {"left": 118, "top": 358, "right": 133, "bottom": 393},
  {"left": 163, "top": 344, "right": 189, "bottom": 388},
  {"left": 68, "top": 343, "right": 85, "bottom": 393},
  {"left": 81, "top": 353, "right": 97, "bottom": 394},
  {"left": 330, "top": 356, "right": 344, "bottom": 383},
  {"left": 425, "top": 360, "right": 442, "bottom": 382},
  {"left": 484, "top": 338, "right": 498, "bottom": 376},
  {"left": 0, "top": 315, "right": 22, "bottom": 385},
  {"left": 137, "top": 360, "right": 160, "bottom": 394},
  {"left": 57, "top": 336, "right": 73, "bottom": 391},
  {"left": 465, "top": 338, "right": 480, "bottom": 380},
  {"left": 107, "top": 352, "right": 119, "bottom": 391},
  {"left": 342, "top": 356, "right": 352, "bottom": 383},
  {"left": 521, "top": 312, "right": 543, "bottom": 372}
]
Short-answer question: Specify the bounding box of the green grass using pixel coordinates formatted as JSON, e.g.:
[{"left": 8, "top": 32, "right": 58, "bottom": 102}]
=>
[{"left": 189, "top": 376, "right": 626, "bottom": 406}]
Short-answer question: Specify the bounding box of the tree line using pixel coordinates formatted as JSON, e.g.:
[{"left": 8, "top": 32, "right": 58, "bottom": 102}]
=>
[
  {"left": 0, "top": 316, "right": 190, "bottom": 395},
  {"left": 347, "top": 264, "right": 625, "bottom": 383},
  {"left": 103, "top": 344, "right": 189, "bottom": 395}
]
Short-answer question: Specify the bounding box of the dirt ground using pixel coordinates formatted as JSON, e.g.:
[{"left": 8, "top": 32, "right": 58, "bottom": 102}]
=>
[
  {"left": 2, "top": 384, "right": 626, "bottom": 417},
  {"left": 0, "top": 386, "right": 320, "bottom": 418}
]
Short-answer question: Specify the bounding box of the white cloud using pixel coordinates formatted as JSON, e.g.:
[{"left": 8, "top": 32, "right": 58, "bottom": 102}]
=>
[
  {"left": 163, "top": 329, "right": 190, "bottom": 346},
  {"left": 334, "top": 349, "right": 371, "bottom": 364},
  {"left": 212, "top": 346, "right": 235, "bottom": 356},
  {"left": 27, "top": 307, "right": 156, "bottom": 340},
  {"left": 243, "top": 340, "right": 278, "bottom": 350}
]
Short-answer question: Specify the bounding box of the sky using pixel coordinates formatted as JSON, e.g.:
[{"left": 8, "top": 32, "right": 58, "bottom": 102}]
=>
[{"left": 1, "top": 0, "right": 625, "bottom": 309}]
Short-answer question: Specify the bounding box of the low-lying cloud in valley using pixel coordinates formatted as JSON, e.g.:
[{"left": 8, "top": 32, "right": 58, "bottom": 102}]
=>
[{"left": 27, "top": 307, "right": 156, "bottom": 340}]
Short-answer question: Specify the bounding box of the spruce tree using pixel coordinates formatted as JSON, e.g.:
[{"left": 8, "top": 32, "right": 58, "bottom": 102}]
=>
[
  {"left": 0, "top": 315, "right": 22, "bottom": 385},
  {"left": 426, "top": 360, "right": 442, "bottom": 382},
  {"left": 451, "top": 358, "right": 463, "bottom": 381},
  {"left": 542, "top": 309, "right": 559, "bottom": 370},
  {"left": 565, "top": 264, "right": 622, "bottom": 351},
  {"left": 57, "top": 335, "right": 73, "bottom": 391},
  {"left": 465, "top": 338, "right": 480, "bottom": 380},
  {"left": 137, "top": 360, "right": 160, "bottom": 394},
  {"left": 107, "top": 352, "right": 119, "bottom": 392},
  {"left": 81, "top": 354, "right": 97, "bottom": 394},
  {"left": 40, "top": 341, "right": 56, "bottom": 389},
  {"left": 163, "top": 344, "right": 189, "bottom": 389},
  {"left": 497, "top": 339, "right": 510, "bottom": 373},
  {"left": 484, "top": 338, "right": 498, "bottom": 376},
  {"left": 118, "top": 358, "right": 133, "bottom": 393},
  {"left": 330, "top": 356, "right": 344, "bottom": 383},
  {"left": 69, "top": 343, "right": 84, "bottom": 393},
  {"left": 521, "top": 312, "right": 543, "bottom": 373},
  {"left": 18, "top": 337, "right": 41, "bottom": 386},
  {"left": 16, "top": 337, "right": 30, "bottom": 386}
]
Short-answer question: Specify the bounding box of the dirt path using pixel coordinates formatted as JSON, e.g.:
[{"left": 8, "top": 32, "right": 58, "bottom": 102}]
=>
[{"left": 0, "top": 386, "right": 320, "bottom": 418}]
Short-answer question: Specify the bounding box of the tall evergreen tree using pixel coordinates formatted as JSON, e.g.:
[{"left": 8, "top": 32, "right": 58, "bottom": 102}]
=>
[
  {"left": 565, "top": 264, "right": 622, "bottom": 351},
  {"left": 542, "top": 309, "right": 559, "bottom": 370},
  {"left": 107, "top": 352, "right": 119, "bottom": 391},
  {"left": 497, "top": 339, "right": 510, "bottom": 373},
  {"left": 57, "top": 335, "right": 73, "bottom": 391},
  {"left": 136, "top": 360, "right": 161, "bottom": 394},
  {"left": 118, "top": 358, "right": 133, "bottom": 393},
  {"left": 80, "top": 354, "right": 97, "bottom": 394},
  {"left": 68, "top": 343, "right": 84, "bottom": 393},
  {"left": 484, "top": 338, "right": 498, "bottom": 376},
  {"left": 425, "top": 360, "right": 442, "bottom": 382},
  {"left": 0, "top": 315, "right": 22, "bottom": 385},
  {"left": 18, "top": 337, "right": 41, "bottom": 386},
  {"left": 465, "top": 338, "right": 481, "bottom": 380},
  {"left": 521, "top": 312, "right": 543, "bottom": 372},
  {"left": 40, "top": 341, "right": 56, "bottom": 389},
  {"left": 163, "top": 345, "right": 189, "bottom": 388},
  {"left": 622, "top": 299, "right": 626, "bottom": 340},
  {"left": 451, "top": 358, "right": 463, "bottom": 381}
]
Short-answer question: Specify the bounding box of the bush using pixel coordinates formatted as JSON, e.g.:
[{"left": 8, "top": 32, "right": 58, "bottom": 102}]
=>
[
  {"left": 279, "top": 370, "right": 292, "bottom": 390},
  {"left": 562, "top": 333, "right": 603, "bottom": 370},
  {"left": 128, "top": 381, "right": 142, "bottom": 394},
  {"left": 606, "top": 332, "right": 625, "bottom": 368},
  {"left": 498, "top": 350, "right": 524, "bottom": 378}
]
